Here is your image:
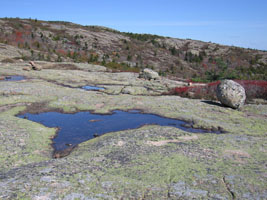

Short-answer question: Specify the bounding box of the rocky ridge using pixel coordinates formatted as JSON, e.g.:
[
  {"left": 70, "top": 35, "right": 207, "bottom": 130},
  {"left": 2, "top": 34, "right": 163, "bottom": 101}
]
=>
[{"left": 0, "top": 18, "right": 267, "bottom": 81}]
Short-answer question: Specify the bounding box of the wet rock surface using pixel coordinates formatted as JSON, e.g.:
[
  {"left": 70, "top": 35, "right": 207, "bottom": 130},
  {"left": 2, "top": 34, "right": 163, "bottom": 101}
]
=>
[{"left": 0, "top": 61, "right": 266, "bottom": 199}]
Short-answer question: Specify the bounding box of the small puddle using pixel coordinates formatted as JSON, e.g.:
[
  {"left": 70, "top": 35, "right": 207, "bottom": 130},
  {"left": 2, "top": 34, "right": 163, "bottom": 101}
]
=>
[
  {"left": 82, "top": 85, "right": 105, "bottom": 91},
  {"left": 17, "top": 110, "right": 222, "bottom": 157},
  {"left": 0, "top": 75, "right": 26, "bottom": 81}
]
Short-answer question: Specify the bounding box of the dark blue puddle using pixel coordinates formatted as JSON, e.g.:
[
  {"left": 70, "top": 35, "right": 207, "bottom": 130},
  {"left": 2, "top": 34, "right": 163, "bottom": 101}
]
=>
[
  {"left": 17, "top": 110, "right": 222, "bottom": 157},
  {"left": 82, "top": 85, "right": 105, "bottom": 91},
  {"left": 1, "top": 75, "right": 26, "bottom": 81}
]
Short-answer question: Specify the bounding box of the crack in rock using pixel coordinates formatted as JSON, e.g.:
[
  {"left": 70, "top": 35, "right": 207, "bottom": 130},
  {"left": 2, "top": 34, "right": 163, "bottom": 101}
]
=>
[{"left": 222, "top": 176, "right": 236, "bottom": 199}]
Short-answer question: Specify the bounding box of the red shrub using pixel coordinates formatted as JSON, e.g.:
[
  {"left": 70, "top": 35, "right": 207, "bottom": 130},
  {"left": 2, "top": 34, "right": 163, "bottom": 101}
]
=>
[
  {"left": 174, "top": 87, "right": 190, "bottom": 94},
  {"left": 207, "top": 81, "right": 220, "bottom": 87},
  {"left": 170, "top": 80, "right": 267, "bottom": 101},
  {"left": 15, "top": 31, "right": 23, "bottom": 42},
  {"left": 235, "top": 80, "right": 267, "bottom": 100},
  {"left": 57, "top": 49, "right": 67, "bottom": 56}
]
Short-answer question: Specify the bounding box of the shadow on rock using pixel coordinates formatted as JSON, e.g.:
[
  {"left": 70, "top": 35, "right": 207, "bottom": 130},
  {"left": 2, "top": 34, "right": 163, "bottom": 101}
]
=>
[{"left": 201, "top": 100, "right": 227, "bottom": 108}]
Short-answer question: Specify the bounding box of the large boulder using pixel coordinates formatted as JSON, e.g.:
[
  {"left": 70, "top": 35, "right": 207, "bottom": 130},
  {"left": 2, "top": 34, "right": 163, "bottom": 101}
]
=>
[
  {"left": 139, "top": 68, "right": 159, "bottom": 80},
  {"left": 216, "top": 80, "right": 246, "bottom": 109}
]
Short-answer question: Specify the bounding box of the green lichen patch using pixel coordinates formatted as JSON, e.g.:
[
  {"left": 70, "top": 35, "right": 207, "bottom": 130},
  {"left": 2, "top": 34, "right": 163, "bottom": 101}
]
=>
[
  {"left": 0, "top": 62, "right": 266, "bottom": 199},
  {"left": 0, "top": 106, "right": 56, "bottom": 170}
]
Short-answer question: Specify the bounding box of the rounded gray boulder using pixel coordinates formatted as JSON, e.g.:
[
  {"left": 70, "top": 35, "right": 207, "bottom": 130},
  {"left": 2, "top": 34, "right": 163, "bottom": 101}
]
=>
[
  {"left": 139, "top": 68, "right": 159, "bottom": 80},
  {"left": 216, "top": 80, "right": 246, "bottom": 109}
]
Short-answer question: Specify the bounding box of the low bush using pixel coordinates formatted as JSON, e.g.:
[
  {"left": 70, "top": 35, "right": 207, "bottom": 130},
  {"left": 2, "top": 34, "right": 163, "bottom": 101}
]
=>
[
  {"left": 169, "top": 80, "right": 267, "bottom": 101},
  {"left": 105, "top": 62, "right": 140, "bottom": 73}
]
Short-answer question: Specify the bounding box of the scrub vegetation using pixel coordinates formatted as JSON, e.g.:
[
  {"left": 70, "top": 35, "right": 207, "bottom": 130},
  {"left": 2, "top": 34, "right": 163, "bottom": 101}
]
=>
[{"left": 0, "top": 17, "right": 267, "bottom": 81}]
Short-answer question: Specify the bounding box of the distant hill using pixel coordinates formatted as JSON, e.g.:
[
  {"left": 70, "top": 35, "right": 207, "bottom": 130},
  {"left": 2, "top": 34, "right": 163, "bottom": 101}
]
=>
[{"left": 0, "top": 17, "right": 266, "bottom": 81}]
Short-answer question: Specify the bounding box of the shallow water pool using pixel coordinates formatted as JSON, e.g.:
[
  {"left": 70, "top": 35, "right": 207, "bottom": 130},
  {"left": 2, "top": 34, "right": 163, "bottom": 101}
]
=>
[
  {"left": 82, "top": 85, "right": 105, "bottom": 91},
  {"left": 1, "top": 75, "right": 26, "bottom": 81},
  {"left": 18, "top": 110, "right": 221, "bottom": 152}
]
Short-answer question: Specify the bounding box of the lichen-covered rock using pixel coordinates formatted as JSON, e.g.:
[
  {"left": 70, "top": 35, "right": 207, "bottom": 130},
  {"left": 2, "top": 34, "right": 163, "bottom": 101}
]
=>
[
  {"left": 23, "top": 66, "right": 31, "bottom": 71},
  {"left": 121, "top": 86, "right": 148, "bottom": 95},
  {"left": 216, "top": 80, "right": 246, "bottom": 109},
  {"left": 0, "top": 62, "right": 266, "bottom": 199},
  {"left": 139, "top": 68, "right": 159, "bottom": 80}
]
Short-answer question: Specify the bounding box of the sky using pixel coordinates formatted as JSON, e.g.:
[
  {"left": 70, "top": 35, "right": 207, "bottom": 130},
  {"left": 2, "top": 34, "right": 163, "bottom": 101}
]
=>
[{"left": 1, "top": 0, "right": 267, "bottom": 50}]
